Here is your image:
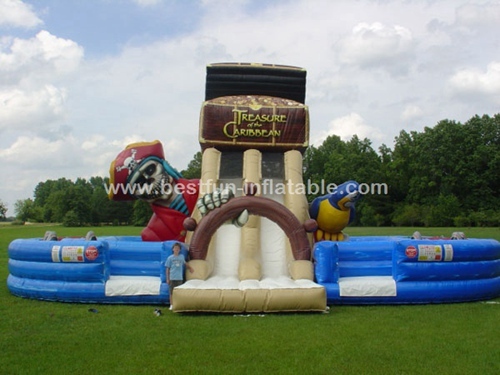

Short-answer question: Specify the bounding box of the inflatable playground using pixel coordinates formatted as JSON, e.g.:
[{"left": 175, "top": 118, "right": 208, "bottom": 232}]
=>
[{"left": 7, "top": 63, "right": 500, "bottom": 312}]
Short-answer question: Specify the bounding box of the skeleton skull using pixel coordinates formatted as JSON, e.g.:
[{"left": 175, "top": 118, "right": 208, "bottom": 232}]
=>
[{"left": 127, "top": 157, "right": 174, "bottom": 203}]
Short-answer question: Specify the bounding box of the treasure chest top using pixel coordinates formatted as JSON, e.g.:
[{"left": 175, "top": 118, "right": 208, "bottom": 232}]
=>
[
  {"left": 205, "top": 62, "right": 307, "bottom": 104},
  {"left": 199, "top": 95, "right": 309, "bottom": 153}
]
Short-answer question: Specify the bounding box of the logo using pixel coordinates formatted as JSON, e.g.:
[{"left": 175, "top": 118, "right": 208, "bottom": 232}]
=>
[
  {"left": 223, "top": 109, "right": 285, "bottom": 139},
  {"left": 405, "top": 245, "right": 417, "bottom": 258},
  {"left": 85, "top": 245, "right": 99, "bottom": 261}
]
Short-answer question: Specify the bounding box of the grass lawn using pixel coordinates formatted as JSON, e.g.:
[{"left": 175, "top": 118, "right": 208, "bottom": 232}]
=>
[{"left": 1, "top": 225, "right": 499, "bottom": 374}]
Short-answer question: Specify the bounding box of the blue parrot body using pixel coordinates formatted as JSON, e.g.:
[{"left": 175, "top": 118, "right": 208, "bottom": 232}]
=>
[{"left": 309, "top": 180, "right": 360, "bottom": 241}]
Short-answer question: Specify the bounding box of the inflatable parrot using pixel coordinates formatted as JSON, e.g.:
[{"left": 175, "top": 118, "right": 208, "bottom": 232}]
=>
[{"left": 309, "top": 180, "right": 360, "bottom": 241}]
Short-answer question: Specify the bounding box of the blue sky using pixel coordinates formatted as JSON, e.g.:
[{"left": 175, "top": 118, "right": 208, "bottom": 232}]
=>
[
  {"left": 27, "top": 0, "right": 202, "bottom": 57},
  {"left": 0, "top": 0, "right": 499, "bottom": 216}
]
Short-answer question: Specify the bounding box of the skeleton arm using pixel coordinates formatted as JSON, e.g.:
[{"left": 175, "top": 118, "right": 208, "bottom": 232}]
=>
[{"left": 196, "top": 188, "right": 249, "bottom": 227}]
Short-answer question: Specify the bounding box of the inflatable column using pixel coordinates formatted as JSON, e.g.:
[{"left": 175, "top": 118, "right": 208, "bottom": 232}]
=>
[
  {"left": 239, "top": 149, "right": 262, "bottom": 280},
  {"left": 184, "top": 148, "right": 220, "bottom": 281},
  {"left": 284, "top": 150, "right": 316, "bottom": 280}
]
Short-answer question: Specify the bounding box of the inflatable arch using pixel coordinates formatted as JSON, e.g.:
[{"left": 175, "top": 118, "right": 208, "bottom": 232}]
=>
[{"left": 186, "top": 193, "right": 315, "bottom": 261}]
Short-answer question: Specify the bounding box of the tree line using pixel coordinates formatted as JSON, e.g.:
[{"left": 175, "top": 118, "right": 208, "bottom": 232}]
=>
[
  {"left": 13, "top": 177, "right": 143, "bottom": 226},
  {"left": 11, "top": 158, "right": 202, "bottom": 227},
  {"left": 10, "top": 113, "right": 499, "bottom": 227},
  {"left": 304, "top": 113, "right": 499, "bottom": 227}
]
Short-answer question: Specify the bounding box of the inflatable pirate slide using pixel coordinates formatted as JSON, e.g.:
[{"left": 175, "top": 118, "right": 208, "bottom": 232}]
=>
[{"left": 174, "top": 63, "right": 326, "bottom": 312}]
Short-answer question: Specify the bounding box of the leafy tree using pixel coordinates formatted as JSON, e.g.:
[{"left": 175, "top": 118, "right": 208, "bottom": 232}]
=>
[
  {"left": 392, "top": 204, "right": 423, "bottom": 227},
  {"left": 32, "top": 178, "right": 94, "bottom": 225},
  {"left": 181, "top": 151, "right": 202, "bottom": 179},
  {"left": 106, "top": 200, "right": 134, "bottom": 225},
  {"left": 358, "top": 204, "right": 385, "bottom": 227},
  {"left": 459, "top": 114, "right": 500, "bottom": 211},
  {"left": 421, "top": 194, "right": 461, "bottom": 227},
  {"left": 132, "top": 200, "right": 153, "bottom": 226},
  {"left": 0, "top": 200, "right": 7, "bottom": 220},
  {"left": 390, "top": 129, "right": 420, "bottom": 204},
  {"left": 468, "top": 210, "right": 499, "bottom": 227},
  {"left": 14, "top": 199, "right": 42, "bottom": 222},
  {"left": 88, "top": 177, "right": 109, "bottom": 225},
  {"left": 390, "top": 114, "right": 499, "bottom": 225},
  {"left": 34, "top": 179, "right": 72, "bottom": 207},
  {"left": 63, "top": 210, "right": 80, "bottom": 227}
]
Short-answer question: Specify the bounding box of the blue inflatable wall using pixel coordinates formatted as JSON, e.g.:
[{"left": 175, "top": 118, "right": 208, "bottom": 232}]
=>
[
  {"left": 7, "top": 235, "right": 500, "bottom": 305},
  {"left": 314, "top": 236, "right": 500, "bottom": 304},
  {"left": 7, "top": 237, "right": 188, "bottom": 304}
]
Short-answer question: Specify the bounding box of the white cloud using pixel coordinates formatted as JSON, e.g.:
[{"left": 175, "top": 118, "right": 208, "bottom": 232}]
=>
[
  {"left": 401, "top": 104, "right": 424, "bottom": 121},
  {"left": 81, "top": 135, "right": 106, "bottom": 151},
  {"left": 0, "top": 135, "right": 80, "bottom": 168},
  {"left": 0, "top": 0, "right": 42, "bottom": 28},
  {"left": 337, "top": 22, "right": 415, "bottom": 76},
  {"left": 455, "top": 2, "right": 500, "bottom": 29},
  {"left": 0, "top": 30, "right": 84, "bottom": 83},
  {"left": 0, "top": 30, "right": 83, "bottom": 141},
  {"left": 0, "top": 134, "right": 122, "bottom": 213},
  {"left": 132, "top": 0, "right": 163, "bottom": 7},
  {"left": 313, "top": 113, "right": 385, "bottom": 146},
  {"left": 449, "top": 61, "right": 500, "bottom": 101},
  {"left": 0, "top": 85, "right": 67, "bottom": 131},
  {"left": 0, "top": 134, "right": 134, "bottom": 183}
]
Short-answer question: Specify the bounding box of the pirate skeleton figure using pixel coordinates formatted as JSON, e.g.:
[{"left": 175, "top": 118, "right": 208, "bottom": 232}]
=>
[{"left": 109, "top": 140, "right": 247, "bottom": 242}]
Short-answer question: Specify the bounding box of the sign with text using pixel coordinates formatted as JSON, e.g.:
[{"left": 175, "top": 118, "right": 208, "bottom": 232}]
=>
[{"left": 199, "top": 95, "right": 309, "bottom": 152}]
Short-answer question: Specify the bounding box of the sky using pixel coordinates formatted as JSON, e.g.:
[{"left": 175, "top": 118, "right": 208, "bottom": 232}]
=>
[{"left": 0, "top": 0, "right": 499, "bottom": 216}]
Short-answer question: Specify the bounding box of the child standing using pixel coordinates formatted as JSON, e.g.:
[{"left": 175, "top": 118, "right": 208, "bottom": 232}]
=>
[{"left": 166, "top": 242, "right": 193, "bottom": 310}]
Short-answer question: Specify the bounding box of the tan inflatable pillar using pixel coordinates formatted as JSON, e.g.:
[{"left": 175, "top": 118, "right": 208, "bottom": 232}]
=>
[
  {"left": 185, "top": 148, "right": 220, "bottom": 281},
  {"left": 284, "top": 150, "right": 314, "bottom": 280},
  {"left": 238, "top": 149, "right": 262, "bottom": 280}
]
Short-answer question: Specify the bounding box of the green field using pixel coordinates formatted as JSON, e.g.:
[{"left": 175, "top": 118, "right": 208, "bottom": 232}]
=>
[{"left": 1, "top": 225, "right": 499, "bottom": 374}]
